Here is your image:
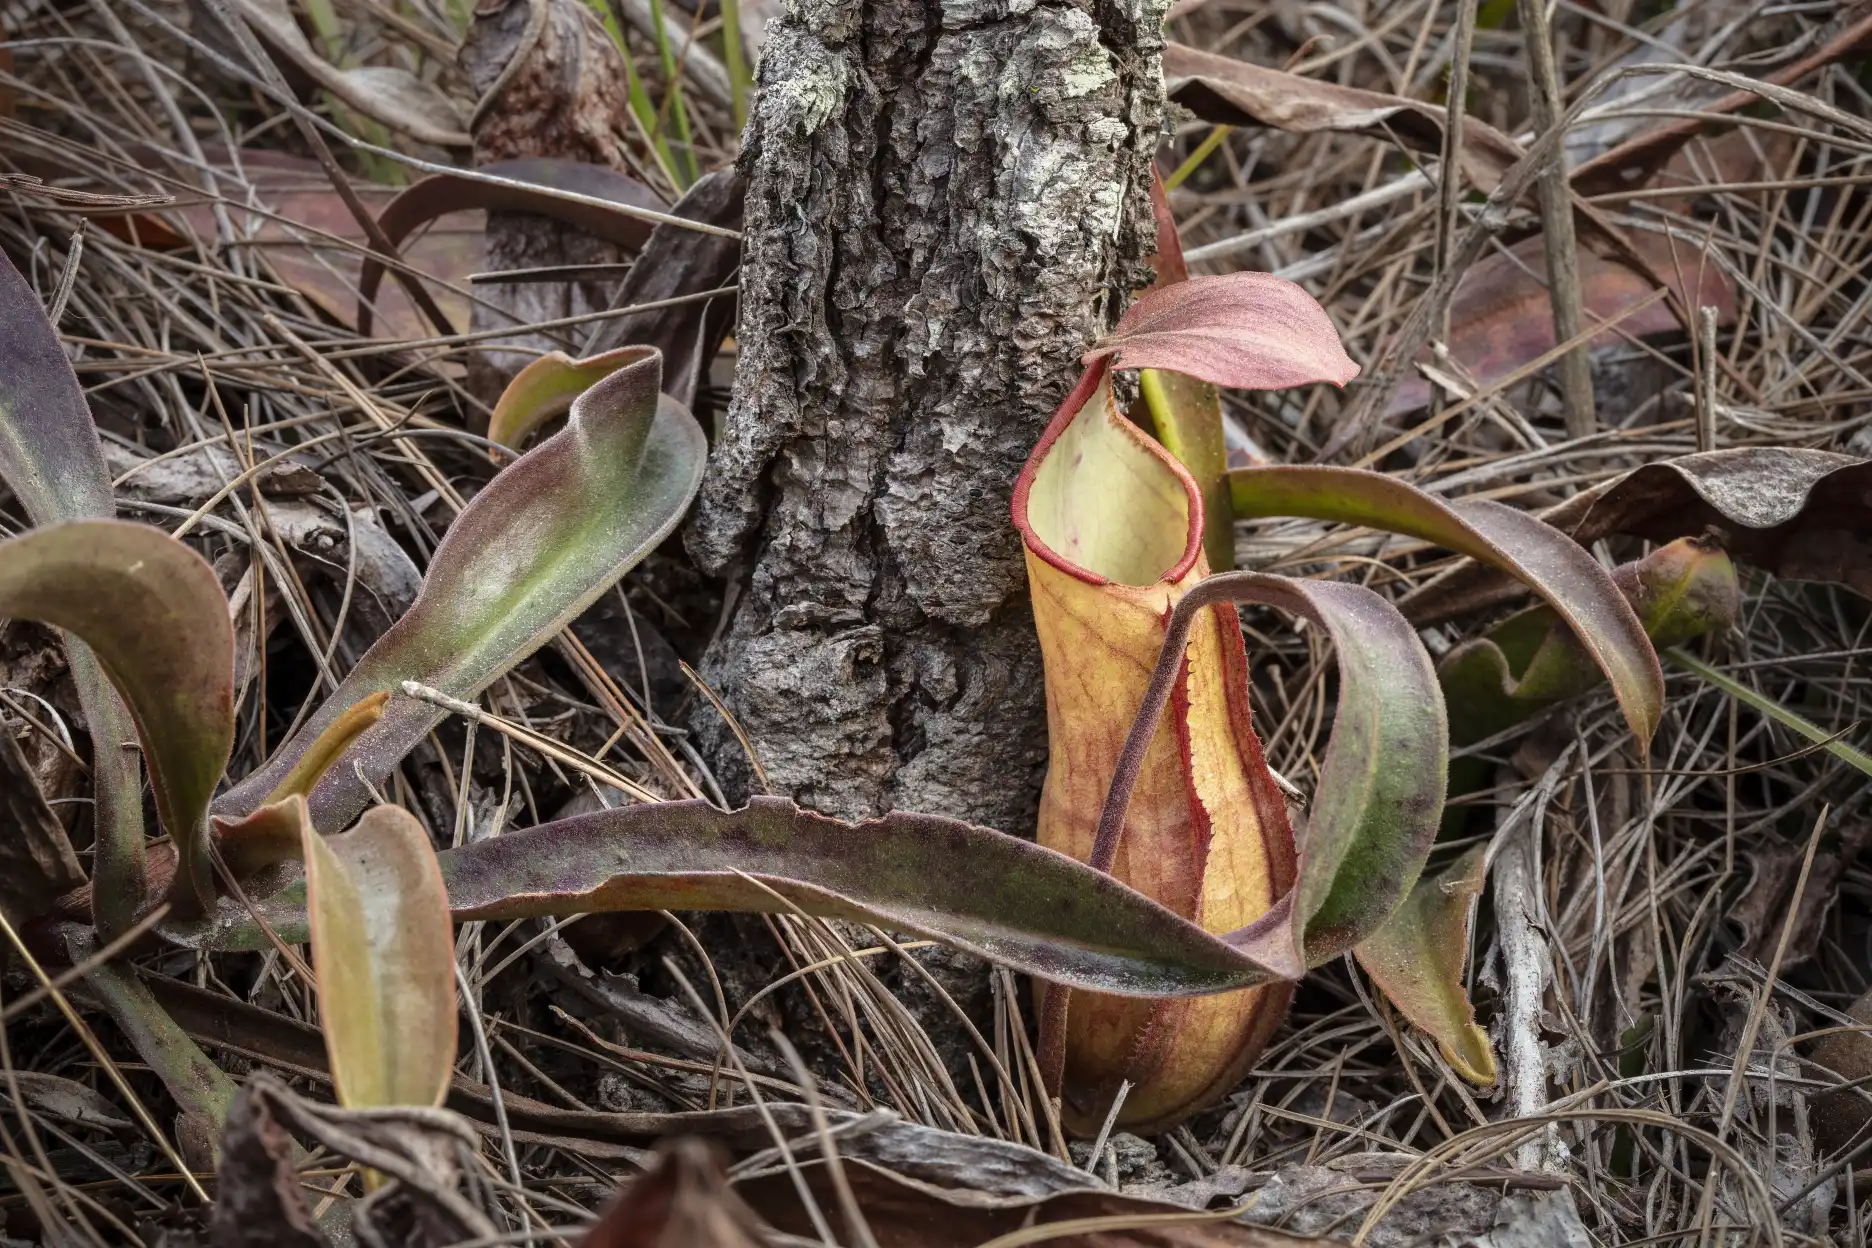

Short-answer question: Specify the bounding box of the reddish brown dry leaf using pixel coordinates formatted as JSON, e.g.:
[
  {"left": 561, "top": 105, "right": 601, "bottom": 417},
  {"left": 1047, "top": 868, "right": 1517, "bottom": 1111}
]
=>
[
  {"left": 1571, "top": 8, "right": 1872, "bottom": 197},
  {"left": 580, "top": 169, "right": 746, "bottom": 407},
  {"left": 1163, "top": 42, "right": 1524, "bottom": 192},
  {"left": 1386, "top": 229, "right": 1735, "bottom": 419},
  {"left": 579, "top": 1140, "right": 774, "bottom": 1248},
  {"left": 353, "top": 158, "right": 671, "bottom": 338}
]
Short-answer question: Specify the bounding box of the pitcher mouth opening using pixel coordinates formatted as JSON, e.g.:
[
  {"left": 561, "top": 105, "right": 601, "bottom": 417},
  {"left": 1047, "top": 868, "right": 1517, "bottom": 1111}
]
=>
[{"left": 1011, "top": 358, "right": 1205, "bottom": 590}]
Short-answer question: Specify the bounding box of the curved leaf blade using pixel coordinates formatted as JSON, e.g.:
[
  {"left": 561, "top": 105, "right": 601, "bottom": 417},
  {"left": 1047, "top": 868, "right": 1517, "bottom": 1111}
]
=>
[
  {"left": 219, "top": 350, "right": 708, "bottom": 832},
  {"left": 1113, "top": 572, "right": 1446, "bottom": 970},
  {"left": 170, "top": 797, "right": 1295, "bottom": 999},
  {"left": 1230, "top": 465, "right": 1663, "bottom": 748},
  {"left": 1086, "top": 273, "right": 1360, "bottom": 392},
  {"left": 1162, "top": 42, "right": 1524, "bottom": 194},
  {"left": 0, "top": 252, "right": 147, "bottom": 937},
  {"left": 488, "top": 347, "right": 653, "bottom": 451},
  {"left": 304, "top": 805, "right": 457, "bottom": 1109},
  {"left": 0, "top": 254, "right": 113, "bottom": 524},
  {"left": 1441, "top": 536, "right": 1738, "bottom": 748},
  {"left": 1241, "top": 576, "right": 1447, "bottom": 965},
  {"left": 355, "top": 159, "right": 672, "bottom": 338},
  {"left": 1402, "top": 448, "right": 1872, "bottom": 624},
  {"left": 0, "top": 521, "right": 233, "bottom": 910},
  {"left": 1354, "top": 845, "right": 1496, "bottom": 1085}
]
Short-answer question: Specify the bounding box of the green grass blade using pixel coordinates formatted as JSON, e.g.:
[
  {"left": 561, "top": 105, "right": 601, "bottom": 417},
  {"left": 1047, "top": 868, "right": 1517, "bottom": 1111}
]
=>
[
  {"left": 1665, "top": 647, "right": 1872, "bottom": 778},
  {"left": 719, "top": 0, "right": 750, "bottom": 130}
]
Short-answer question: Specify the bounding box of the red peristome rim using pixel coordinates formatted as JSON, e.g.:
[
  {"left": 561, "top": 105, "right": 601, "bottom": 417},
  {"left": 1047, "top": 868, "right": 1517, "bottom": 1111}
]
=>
[{"left": 1011, "top": 357, "right": 1206, "bottom": 588}]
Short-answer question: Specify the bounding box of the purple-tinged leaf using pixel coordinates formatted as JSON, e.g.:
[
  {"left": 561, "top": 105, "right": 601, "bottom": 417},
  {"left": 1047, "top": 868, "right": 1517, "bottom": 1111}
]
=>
[
  {"left": 1084, "top": 274, "right": 1359, "bottom": 392},
  {"left": 1354, "top": 846, "right": 1496, "bottom": 1085},
  {"left": 218, "top": 351, "right": 706, "bottom": 833},
  {"left": 1403, "top": 447, "right": 1872, "bottom": 625},
  {"left": 1093, "top": 571, "right": 1447, "bottom": 972},
  {"left": 1441, "top": 535, "right": 1738, "bottom": 748},
  {"left": 0, "top": 254, "right": 112, "bottom": 524},
  {"left": 167, "top": 797, "right": 1297, "bottom": 999},
  {"left": 0, "top": 252, "right": 147, "bottom": 937},
  {"left": 1231, "top": 465, "right": 1663, "bottom": 748},
  {"left": 0, "top": 521, "right": 232, "bottom": 911}
]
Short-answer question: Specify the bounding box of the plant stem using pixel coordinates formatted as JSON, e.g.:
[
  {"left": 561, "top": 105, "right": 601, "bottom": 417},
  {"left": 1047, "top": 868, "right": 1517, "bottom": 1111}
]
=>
[{"left": 1513, "top": 0, "right": 1596, "bottom": 439}]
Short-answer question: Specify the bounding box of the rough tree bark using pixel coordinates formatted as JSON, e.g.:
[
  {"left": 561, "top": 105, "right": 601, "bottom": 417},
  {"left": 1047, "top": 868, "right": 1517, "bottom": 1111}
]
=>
[{"left": 688, "top": 0, "right": 1170, "bottom": 827}]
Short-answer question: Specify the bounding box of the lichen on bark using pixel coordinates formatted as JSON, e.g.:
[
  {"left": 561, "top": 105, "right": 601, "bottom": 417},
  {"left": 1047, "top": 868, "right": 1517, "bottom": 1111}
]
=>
[{"left": 689, "top": 0, "right": 1169, "bottom": 827}]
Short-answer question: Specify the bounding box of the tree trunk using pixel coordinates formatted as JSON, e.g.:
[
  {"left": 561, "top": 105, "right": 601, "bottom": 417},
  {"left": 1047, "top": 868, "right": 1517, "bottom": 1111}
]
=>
[{"left": 687, "top": 0, "right": 1169, "bottom": 826}]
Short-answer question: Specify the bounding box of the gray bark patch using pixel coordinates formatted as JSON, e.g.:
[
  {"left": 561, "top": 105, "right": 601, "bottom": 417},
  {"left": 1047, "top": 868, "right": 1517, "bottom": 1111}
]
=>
[{"left": 690, "top": 0, "right": 1167, "bottom": 825}]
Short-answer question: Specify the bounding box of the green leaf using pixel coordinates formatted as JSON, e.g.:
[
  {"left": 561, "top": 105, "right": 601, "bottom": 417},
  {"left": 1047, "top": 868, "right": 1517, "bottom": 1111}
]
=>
[
  {"left": 1090, "top": 571, "right": 1447, "bottom": 972},
  {"left": 218, "top": 349, "right": 707, "bottom": 833},
  {"left": 0, "top": 253, "right": 148, "bottom": 937},
  {"left": 1354, "top": 845, "right": 1496, "bottom": 1084},
  {"left": 169, "top": 797, "right": 1304, "bottom": 999},
  {"left": 0, "top": 256, "right": 113, "bottom": 525},
  {"left": 487, "top": 346, "right": 651, "bottom": 452},
  {"left": 0, "top": 521, "right": 233, "bottom": 912},
  {"left": 1441, "top": 535, "right": 1739, "bottom": 747},
  {"left": 1138, "top": 369, "right": 1233, "bottom": 574},
  {"left": 262, "top": 691, "right": 388, "bottom": 805},
  {"left": 303, "top": 805, "right": 457, "bottom": 1109},
  {"left": 1231, "top": 465, "right": 1664, "bottom": 748},
  {"left": 79, "top": 958, "right": 240, "bottom": 1142}
]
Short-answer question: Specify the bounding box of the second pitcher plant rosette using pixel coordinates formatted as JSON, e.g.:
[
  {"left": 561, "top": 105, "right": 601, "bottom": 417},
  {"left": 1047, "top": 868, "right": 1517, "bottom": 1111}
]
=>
[{"left": 1013, "top": 275, "right": 1363, "bottom": 1132}]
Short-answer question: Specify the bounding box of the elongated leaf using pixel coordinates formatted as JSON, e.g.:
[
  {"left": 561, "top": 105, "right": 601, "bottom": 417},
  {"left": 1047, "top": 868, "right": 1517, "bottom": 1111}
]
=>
[
  {"left": 0, "top": 521, "right": 233, "bottom": 910},
  {"left": 355, "top": 159, "right": 672, "bottom": 338},
  {"left": 304, "top": 806, "right": 457, "bottom": 1109},
  {"left": 1095, "top": 571, "right": 1446, "bottom": 972},
  {"left": 1230, "top": 465, "right": 1663, "bottom": 748},
  {"left": 0, "top": 256, "right": 112, "bottom": 524},
  {"left": 1404, "top": 448, "right": 1872, "bottom": 624},
  {"left": 1665, "top": 648, "right": 1872, "bottom": 779},
  {"left": 264, "top": 692, "right": 388, "bottom": 804},
  {"left": 0, "top": 252, "right": 147, "bottom": 937},
  {"left": 218, "top": 351, "right": 707, "bottom": 832},
  {"left": 1354, "top": 846, "right": 1496, "bottom": 1084},
  {"left": 80, "top": 958, "right": 240, "bottom": 1141},
  {"left": 1085, "top": 274, "right": 1360, "bottom": 392},
  {"left": 169, "top": 797, "right": 1297, "bottom": 999},
  {"left": 1441, "top": 535, "right": 1738, "bottom": 748},
  {"left": 489, "top": 347, "right": 651, "bottom": 451},
  {"left": 1163, "top": 42, "right": 1523, "bottom": 193},
  {"left": 581, "top": 169, "right": 746, "bottom": 407}
]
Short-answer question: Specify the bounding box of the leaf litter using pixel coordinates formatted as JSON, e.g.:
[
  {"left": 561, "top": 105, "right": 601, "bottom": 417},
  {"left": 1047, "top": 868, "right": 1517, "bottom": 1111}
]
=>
[{"left": 1, "top": 0, "right": 1870, "bottom": 1244}]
